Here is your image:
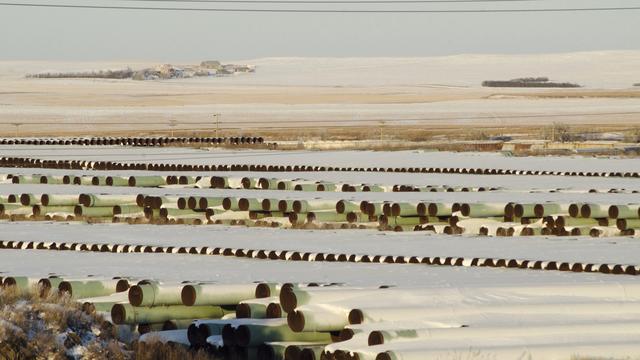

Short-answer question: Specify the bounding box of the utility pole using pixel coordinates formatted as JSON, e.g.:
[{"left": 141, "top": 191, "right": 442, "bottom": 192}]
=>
[
  {"left": 379, "top": 121, "right": 385, "bottom": 141},
  {"left": 11, "top": 123, "right": 21, "bottom": 137},
  {"left": 168, "top": 119, "right": 177, "bottom": 137}
]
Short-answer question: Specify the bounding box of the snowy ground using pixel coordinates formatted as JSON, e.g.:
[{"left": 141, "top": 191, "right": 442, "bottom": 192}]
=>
[{"left": 0, "top": 147, "right": 639, "bottom": 285}]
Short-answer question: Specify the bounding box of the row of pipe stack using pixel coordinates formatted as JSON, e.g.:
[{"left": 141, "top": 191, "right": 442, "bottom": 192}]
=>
[
  {"left": 4, "top": 275, "right": 640, "bottom": 359},
  {"left": 2, "top": 192, "right": 640, "bottom": 237},
  {"left": 1, "top": 156, "right": 639, "bottom": 177},
  {"left": 0, "top": 136, "right": 265, "bottom": 146},
  {"left": 1, "top": 239, "right": 639, "bottom": 276},
  {"left": 10, "top": 172, "right": 637, "bottom": 194}
]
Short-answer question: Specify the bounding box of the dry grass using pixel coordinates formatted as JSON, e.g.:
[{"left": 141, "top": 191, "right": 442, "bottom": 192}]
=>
[{"left": 0, "top": 288, "right": 217, "bottom": 360}]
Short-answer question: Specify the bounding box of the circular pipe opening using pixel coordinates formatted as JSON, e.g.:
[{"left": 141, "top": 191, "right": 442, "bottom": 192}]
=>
[
  {"left": 287, "top": 310, "right": 305, "bottom": 332},
  {"left": 181, "top": 285, "right": 196, "bottom": 306},
  {"left": 110, "top": 303, "right": 126, "bottom": 324}
]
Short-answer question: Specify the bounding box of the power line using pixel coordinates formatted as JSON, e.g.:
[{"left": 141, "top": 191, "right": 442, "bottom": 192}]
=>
[
  {"left": 114, "top": 0, "right": 541, "bottom": 4},
  {"left": 1, "top": 2, "right": 639, "bottom": 12}
]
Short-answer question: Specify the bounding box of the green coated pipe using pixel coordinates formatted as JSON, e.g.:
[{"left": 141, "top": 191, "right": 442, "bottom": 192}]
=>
[
  {"left": 111, "top": 303, "right": 227, "bottom": 325},
  {"left": 129, "top": 281, "right": 186, "bottom": 307},
  {"left": 0, "top": 204, "right": 32, "bottom": 216},
  {"left": 80, "top": 292, "right": 129, "bottom": 314},
  {"left": 336, "top": 200, "right": 360, "bottom": 214},
  {"left": 237, "top": 297, "right": 279, "bottom": 319},
  {"left": 239, "top": 198, "right": 264, "bottom": 211},
  {"left": 235, "top": 319, "right": 332, "bottom": 347},
  {"left": 580, "top": 203, "right": 610, "bottom": 219},
  {"left": 427, "top": 203, "right": 454, "bottom": 217},
  {"left": 128, "top": 175, "right": 167, "bottom": 187},
  {"left": 182, "top": 283, "right": 257, "bottom": 306},
  {"left": 460, "top": 203, "right": 506, "bottom": 217},
  {"left": 390, "top": 203, "right": 419, "bottom": 217},
  {"left": 40, "top": 175, "right": 65, "bottom": 185},
  {"left": 20, "top": 193, "right": 38, "bottom": 206},
  {"left": 307, "top": 211, "right": 347, "bottom": 223},
  {"left": 107, "top": 176, "right": 129, "bottom": 187},
  {"left": 58, "top": 278, "right": 124, "bottom": 299},
  {"left": 609, "top": 204, "right": 640, "bottom": 219},
  {"left": 113, "top": 204, "right": 143, "bottom": 215},
  {"left": 40, "top": 194, "right": 78, "bottom": 206},
  {"left": 81, "top": 194, "right": 138, "bottom": 207},
  {"left": 200, "top": 197, "right": 224, "bottom": 210},
  {"left": 74, "top": 205, "right": 113, "bottom": 217}
]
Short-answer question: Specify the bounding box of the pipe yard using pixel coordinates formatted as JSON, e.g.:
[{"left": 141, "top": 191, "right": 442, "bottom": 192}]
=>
[{"left": 0, "top": 142, "right": 639, "bottom": 359}]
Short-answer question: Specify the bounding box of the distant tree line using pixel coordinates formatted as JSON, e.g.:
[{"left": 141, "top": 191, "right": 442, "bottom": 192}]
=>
[
  {"left": 26, "top": 68, "right": 134, "bottom": 79},
  {"left": 482, "top": 77, "right": 581, "bottom": 88}
]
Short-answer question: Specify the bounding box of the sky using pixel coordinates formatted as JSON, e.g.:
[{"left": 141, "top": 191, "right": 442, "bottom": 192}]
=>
[{"left": 0, "top": 0, "right": 639, "bottom": 61}]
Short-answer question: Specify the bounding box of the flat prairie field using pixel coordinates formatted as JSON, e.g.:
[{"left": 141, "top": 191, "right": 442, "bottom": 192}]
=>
[{"left": 1, "top": 52, "right": 640, "bottom": 137}]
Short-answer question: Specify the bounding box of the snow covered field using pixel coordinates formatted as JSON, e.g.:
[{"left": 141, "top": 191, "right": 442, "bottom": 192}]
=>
[{"left": 1, "top": 51, "right": 639, "bottom": 135}]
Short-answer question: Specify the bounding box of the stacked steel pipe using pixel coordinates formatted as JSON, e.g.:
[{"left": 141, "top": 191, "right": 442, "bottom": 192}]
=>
[
  {"left": 4, "top": 277, "right": 640, "bottom": 359},
  {"left": 0, "top": 136, "right": 265, "bottom": 147}
]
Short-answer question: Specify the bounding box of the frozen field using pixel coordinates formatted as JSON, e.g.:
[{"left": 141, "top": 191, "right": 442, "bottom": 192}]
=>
[{"left": 1, "top": 51, "right": 639, "bottom": 135}]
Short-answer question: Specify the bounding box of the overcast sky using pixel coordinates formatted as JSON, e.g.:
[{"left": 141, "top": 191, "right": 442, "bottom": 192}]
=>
[{"left": 0, "top": 0, "right": 638, "bottom": 61}]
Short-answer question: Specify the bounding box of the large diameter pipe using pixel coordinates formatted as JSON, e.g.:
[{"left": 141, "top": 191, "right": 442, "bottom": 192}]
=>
[
  {"left": 0, "top": 204, "right": 33, "bottom": 217},
  {"left": 533, "top": 203, "right": 570, "bottom": 217},
  {"left": 349, "top": 301, "right": 640, "bottom": 325},
  {"left": 199, "top": 197, "right": 224, "bottom": 210},
  {"left": 580, "top": 203, "right": 610, "bottom": 218},
  {"left": 390, "top": 203, "right": 419, "bottom": 217},
  {"left": 259, "top": 178, "right": 281, "bottom": 190},
  {"left": 182, "top": 283, "right": 257, "bottom": 306},
  {"left": 279, "top": 286, "right": 373, "bottom": 313},
  {"left": 74, "top": 205, "right": 113, "bottom": 218},
  {"left": 513, "top": 203, "right": 537, "bottom": 218},
  {"left": 40, "top": 194, "right": 78, "bottom": 206},
  {"left": 336, "top": 200, "right": 360, "bottom": 214},
  {"left": 79, "top": 194, "right": 137, "bottom": 207},
  {"left": 58, "top": 278, "right": 127, "bottom": 299},
  {"left": 38, "top": 276, "right": 65, "bottom": 297},
  {"left": 288, "top": 304, "right": 350, "bottom": 332},
  {"left": 425, "top": 203, "right": 455, "bottom": 216},
  {"left": 554, "top": 216, "right": 604, "bottom": 228},
  {"left": 316, "top": 182, "right": 338, "bottom": 192},
  {"left": 106, "top": 176, "right": 129, "bottom": 186},
  {"left": 234, "top": 319, "right": 332, "bottom": 347},
  {"left": 236, "top": 297, "right": 279, "bottom": 319},
  {"left": 20, "top": 193, "right": 38, "bottom": 206},
  {"left": 239, "top": 198, "right": 264, "bottom": 211},
  {"left": 222, "top": 197, "right": 241, "bottom": 211},
  {"left": 113, "top": 204, "right": 143, "bottom": 215},
  {"left": 609, "top": 204, "right": 640, "bottom": 219},
  {"left": 111, "top": 303, "right": 227, "bottom": 325},
  {"left": 293, "top": 200, "right": 337, "bottom": 213},
  {"left": 80, "top": 292, "right": 129, "bottom": 314},
  {"left": 459, "top": 203, "right": 505, "bottom": 217},
  {"left": 307, "top": 211, "right": 347, "bottom": 223},
  {"left": 129, "top": 281, "right": 186, "bottom": 307},
  {"left": 617, "top": 218, "right": 640, "bottom": 231},
  {"left": 242, "top": 177, "right": 259, "bottom": 189},
  {"left": 39, "top": 175, "right": 65, "bottom": 185},
  {"left": 375, "top": 341, "right": 640, "bottom": 360},
  {"left": 369, "top": 321, "right": 640, "bottom": 347},
  {"left": 128, "top": 175, "right": 167, "bottom": 187}
]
